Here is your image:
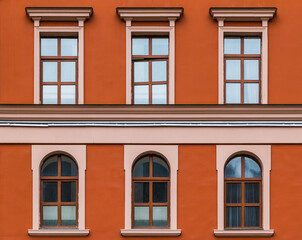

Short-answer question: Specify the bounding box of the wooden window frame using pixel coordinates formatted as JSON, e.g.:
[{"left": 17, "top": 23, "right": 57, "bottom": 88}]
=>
[
  {"left": 224, "top": 155, "right": 262, "bottom": 229},
  {"left": 132, "top": 155, "right": 170, "bottom": 228},
  {"left": 40, "top": 37, "right": 78, "bottom": 104},
  {"left": 40, "top": 154, "right": 79, "bottom": 228},
  {"left": 131, "top": 36, "right": 169, "bottom": 104},
  {"left": 224, "top": 36, "right": 261, "bottom": 104}
]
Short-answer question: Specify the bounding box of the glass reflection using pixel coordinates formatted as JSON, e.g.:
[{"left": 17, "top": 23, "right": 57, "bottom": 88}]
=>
[
  {"left": 225, "top": 157, "right": 241, "bottom": 178},
  {"left": 152, "top": 38, "right": 169, "bottom": 55},
  {"left": 43, "top": 206, "right": 58, "bottom": 226},
  {"left": 152, "top": 84, "right": 167, "bottom": 104},
  {"left": 226, "top": 83, "right": 241, "bottom": 104},
  {"left": 244, "top": 60, "right": 259, "bottom": 80},
  {"left": 61, "top": 155, "right": 78, "bottom": 176},
  {"left": 152, "top": 206, "right": 168, "bottom": 227},
  {"left": 226, "top": 60, "right": 241, "bottom": 80},
  {"left": 43, "top": 86, "right": 58, "bottom": 104},
  {"left": 134, "top": 85, "right": 149, "bottom": 104},
  {"left": 153, "top": 156, "right": 169, "bottom": 177},
  {"left": 41, "top": 155, "right": 58, "bottom": 176},
  {"left": 43, "top": 62, "right": 58, "bottom": 82},
  {"left": 244, "top": 83, "right": 259, "bottom": 104},
  {"left": 134, "top": 62, "right": 149, "bottom": 82},
  {"left": 61, "top": 39, "right": 77, "bottom": 56},
  {"left": 133, "top": 156, "right": 149, "bottom": 177},
  {"left": 61, "top": 85, "right": 76, "bottom": 104},
  {"left": 132, "top": 38, "right": 149, "bottom": 55},
  {"left": 134, "top": 206, "right": 149, "bottom": 227},
  {"left": 244, "top": 38, "right": 261, "bottom": 55},
  {"left": 61, "top": 62, "right": 76, "bottom": 82},
  {"left": 245, "top": 157, "right": 261, "bottom": 178},
  {"left": 152, "top": 61, "right": 167, "bottom": 82},
  {"left": 61, "top": 206, "right": 76, "bottom": 226},
  {"left": 41, "top": 38, "right": 58, "bottom": 56},
  {"left": 224, "top": 38, "right": 241, "bottom": 54}
]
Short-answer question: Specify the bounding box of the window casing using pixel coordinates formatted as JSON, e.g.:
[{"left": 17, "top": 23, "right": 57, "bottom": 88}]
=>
[
  {"left": 40, "top": 154, "right": 78, "bottom": 228},
  {"left": 132, "top": 155, "right": 170, "bottom": 228},
  {"left": 41, "top": 37, "right": 78, "bottom": 104},
  {"left": 224, "top": 37, "right": 261, "bottom": 104},
  {"left": 132, "top": 37, "right": 169, "bottom": 104},
  {"left": 224, "top": 155, "right": 262, "bottom": 229}
]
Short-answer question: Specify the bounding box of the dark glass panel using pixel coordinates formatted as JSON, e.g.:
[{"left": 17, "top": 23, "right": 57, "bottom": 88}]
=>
[
  {"left": 134, "top": 182, "right": 149, "bottom": 203},
  {"left": 153, "top": 182, "right": 167, "bottom": 203},
  {"left": 43, "top": 182, "right": 58, "bottom": 202},
  {"left": 153, "top": 156, "right": 169, "bottom": 177},
  {"left": 152, "top": 206, "right": 168, "bottom": 227},
  {"left": 134, "top": 207, "right": 149, "bottom": 227},
  {"left": 133, "top": 156, "right": 149, "bottom": 177},
  {"left": 245, "top": 207, "right": 260, "bottom": 227},
  {"left": 61, "top": 181, "right": 76, "bottom": 202},
  {"left": 41, "top": 155, "right": 58, "bottom": 176},
  {"left": 245, "top": 183, "right": 260, "bottom": 203},
  {"left": 225, "top": 157, "right": 241, "bottom": 178},
  {"left": 61, "top": 155, "right": 78, "bottom": 176},
  {"left": 245, "top": 157, "right": 261, "bottom": 178},
  {"left": 226, "top": 183, "right": 241, "bottom": 203},
  {"left": 226, "top": 207, "right": 241, "bottom": 228}
]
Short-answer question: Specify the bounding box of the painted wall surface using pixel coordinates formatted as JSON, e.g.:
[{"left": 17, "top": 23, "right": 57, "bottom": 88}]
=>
[
  {"left": 0, "top": 145, "right": 302, "bottom": 239},
  {"left": 0, "top": 0, "right": 301, "bottom": 104}
]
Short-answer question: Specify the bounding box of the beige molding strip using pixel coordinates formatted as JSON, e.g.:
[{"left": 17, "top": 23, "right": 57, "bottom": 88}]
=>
[
  {"left": 1, "top": 105, "right": 302, "bottom": 121},
  {"left": 28, "top": 229, "right": 90, "bottom": 237},
  {"left": 117, "top": 7, "right": 183, "bottom": 22},
  {"left": 26, "top": 7, "right": 93, "bottom": 22},
  {"left": 121, "top": 229, "right": 181, "bottom": 237},
  {"left": 210, "top": 7, "right": 276, "bottom": 22},
  {"left": 214, "top": 229, "right": 274, "bottom": 237}
]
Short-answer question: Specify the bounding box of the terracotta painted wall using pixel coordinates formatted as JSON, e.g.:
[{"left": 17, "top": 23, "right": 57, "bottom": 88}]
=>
[{"left": 0, "top": 0, "right": 302, "bottom": 104}]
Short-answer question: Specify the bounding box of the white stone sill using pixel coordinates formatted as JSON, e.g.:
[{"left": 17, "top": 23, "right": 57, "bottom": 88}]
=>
[
  {"left": 28, "top": 229, "right": 90, "bottom": 237},
  {"left": 121, "top": 229, "right": 182, "bottom": 237},
  {"left": 214, "top": 229, "right": 274, "bottom": 237}
]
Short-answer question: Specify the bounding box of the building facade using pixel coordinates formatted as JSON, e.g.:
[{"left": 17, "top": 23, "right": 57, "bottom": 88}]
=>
[{"left": 0, "top": 0, "right": 301, "bottom": 239}]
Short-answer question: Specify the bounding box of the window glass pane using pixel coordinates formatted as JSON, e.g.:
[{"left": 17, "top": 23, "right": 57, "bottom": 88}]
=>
[
  {"left": 226, "top": 207, "right": 241, "bottom": 228},
  {"left": 43, "top": 182, "right": 58, "bottom": 202},
  {"left": 134, "top": 206, "right": 149, "bottom": 227},
  {"left": 244, "top": 83, "right": 259, "bottom": 104},
  {"left": 41, "top": 156, "right": 58, "bottom": 176},
  {"left": 41, "top": 38, "right": 58, "bottom": 56},
  {"left": 245, "top": 206, "right": 260, "bottom": 227},
  {"left": 225, "top": 156, "right": 241, "bottom": 178},
  {"left": 61, "top": 39, "right": 77, "bottom": 56},
  {"left": 133, "top": 156, "right": 149, "bottom": 177},
  {"left": 43, "top": 86, "right": 58, "bottom": 104},
  {"left": 152, "top": 61, "right": 167, "bottom": 82},
  {"left": 245, "top": 183, "right": 260, "bottom": 203},
  {"left": 132, "top": 38, "right": 149, "bottom": 55},
  {"left": 152, "top": 84, "right": 167, "bottom": 104},
  {"left": 61, "top": 206, "right": 76, "bottom": 226},
  {"left": 134, "top": 85, "right": 149, "bottom": 104},
  {"left": 226, "top": 83, "right": 241, "bottom": 104},
  {"left": 152, "top": 38, "right": 169, "bottom": 55},
  {"left": 61, "top": 85, "right": 76, "bottom": 104},
  {"left": 153, "top": 182, "right": 167, "bottom": 203},
  {"left": 134, "top": 62, "right": 149, "bottom": 83},
  {"left": 226, "top": 183, "right": 241, "bottom": 203},
  {"left": 134, "top": 182, "right": 149, "bottom": 203},
  {"left": 43, "top": 206, "right": 58, "bottom": 226},
  {"left": 43, "top": 62, "right": 58, "bottom": 82},
  {"left": 61, "top": 155, "right": 78, "bottom": 176},
  {"left": 224, "top": 38, "right": 241, "bottom": 54},
  {"left": 245, "top": 157, "right": 261, "bottom": 178},
  {"left": 61, "top": 181, "right": 76, "bottom": 202},
  {"left": 153, "top": 156, "right": 169, "bottom": 177},
  {"left": 244, "top": 38, "right": 261, "bottom": 54},
  {"left": 61, "top": 62, "right": 76, "bottom": 82},
  {"left": 152, "top": 206, "right": 168, "bottom": 227},
  {"left": 244, "top": 60, "right": 259, "bottom": 80},
  {"left": 226, "top": 60, "right": 241, "bottom": 80}
]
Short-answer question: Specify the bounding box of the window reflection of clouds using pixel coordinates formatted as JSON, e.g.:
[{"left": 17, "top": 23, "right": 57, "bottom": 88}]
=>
[
  {"left": 225, "top": 157, "right": 241, "bottom": 178},
  {"left": 245, "top": 157, "right": 261, "bottom": 178}
]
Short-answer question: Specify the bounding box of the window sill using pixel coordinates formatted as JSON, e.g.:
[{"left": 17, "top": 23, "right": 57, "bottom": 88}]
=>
[
  {"left": 121, "top": 229, "right": 182, "bottom": 237},
  {"left": 28, "top": 229, "right": 90, "bottom": 237},
  {"left": 214, "top": 229, "right": 274, "bottom": 237}
]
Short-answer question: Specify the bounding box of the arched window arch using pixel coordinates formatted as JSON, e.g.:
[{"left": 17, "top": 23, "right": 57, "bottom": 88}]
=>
[
  {"left": 40, "top": 154, "right": 78, "bottom": 228},
  {"left": 132, "top": 154, "right": 170, "bottom": 228},
  {"left": 224, "top": 155, "right": 262, "bottom": 229}
]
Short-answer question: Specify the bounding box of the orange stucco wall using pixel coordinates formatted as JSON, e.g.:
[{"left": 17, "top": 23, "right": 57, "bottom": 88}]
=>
[
  {"left": 0, "top": 0, "right": 302, "bottom": 104},
  {"left": 0, "top": 145, "right": 302, "bottom": 239}
]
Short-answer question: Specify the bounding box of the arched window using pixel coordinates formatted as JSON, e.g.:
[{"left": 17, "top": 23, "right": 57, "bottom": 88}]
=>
[
  {"left": 132, "top": 155, "right": 170, "bottom": 228},
  {"left": 224, "top": 155, "right": 262, "bottom": 229},
  {"left": 40, "top": 154, "right": 78, "bottom": 227}
]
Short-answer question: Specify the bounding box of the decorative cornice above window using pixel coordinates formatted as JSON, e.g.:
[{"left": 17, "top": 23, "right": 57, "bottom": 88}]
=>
[
  {"left": 25, "top": 7, "right": 93, "bottom": 22},
  {"left": 210, "top": 7, "right": 277, "bottom": 22},
  {"left": 116, "top": 7, "right": 183, "bottom": 22}
]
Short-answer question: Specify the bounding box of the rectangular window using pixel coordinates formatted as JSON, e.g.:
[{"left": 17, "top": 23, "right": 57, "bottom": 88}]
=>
[
  {"left": 41, "top": 38, "right": 78, "bottom": 104},
  {"left": 224, "top": 37, "right": 261, "bottom": 104},
  {"left": 132, "top": 37, "right": 169, "bottom": 104}
]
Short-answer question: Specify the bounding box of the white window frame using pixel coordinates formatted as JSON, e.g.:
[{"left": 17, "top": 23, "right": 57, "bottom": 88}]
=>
[
  {"left": 117, "top": 8, "right": 183, "bottom": 104},
  {"left": 28, "top": 145, "right": 89, "bottom": 237},
  {"left": 215, "top": 145, "right": 274, "bottom": 237},
  {"left": 26, "top": 7, "right": 92, "bottom": 104},
  {"left": 122, "top": 145, "right": 181, "bottom": 237}
]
